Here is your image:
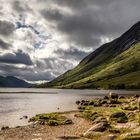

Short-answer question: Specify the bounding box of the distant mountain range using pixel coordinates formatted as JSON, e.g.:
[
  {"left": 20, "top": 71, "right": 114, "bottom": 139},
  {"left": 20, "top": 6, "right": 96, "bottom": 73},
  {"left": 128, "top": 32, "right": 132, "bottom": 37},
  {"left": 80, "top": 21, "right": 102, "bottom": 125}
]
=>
[
  {"left": 39, "top": 21, "right": 140, "bottom": 89},
  {"left": 0, "top": 76, "right": 31, "bottom": 87}
]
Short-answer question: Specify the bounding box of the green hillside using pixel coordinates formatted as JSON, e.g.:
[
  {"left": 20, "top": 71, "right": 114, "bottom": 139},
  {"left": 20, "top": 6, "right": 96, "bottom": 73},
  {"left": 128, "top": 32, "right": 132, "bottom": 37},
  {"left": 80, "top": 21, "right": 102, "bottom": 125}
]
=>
[
  {"left": 42, "top": 42, "right": 140, "bottom": 89},
  {"left": 63, "top": 42, "right": 140, "bottom": 89},
  {"left": 39, "top": 22, "right": 140, "bottom": 89}
]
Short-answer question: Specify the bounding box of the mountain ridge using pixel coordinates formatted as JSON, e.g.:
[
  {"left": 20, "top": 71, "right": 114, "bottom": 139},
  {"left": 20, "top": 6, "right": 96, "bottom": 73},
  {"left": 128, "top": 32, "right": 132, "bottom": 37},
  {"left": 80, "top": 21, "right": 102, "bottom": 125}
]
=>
[
  {"left": 0, "top": 76, "right": 31, "bottom": 87},
  {"left": 39, "top": 21, "right": 140, "bottom": 89}
]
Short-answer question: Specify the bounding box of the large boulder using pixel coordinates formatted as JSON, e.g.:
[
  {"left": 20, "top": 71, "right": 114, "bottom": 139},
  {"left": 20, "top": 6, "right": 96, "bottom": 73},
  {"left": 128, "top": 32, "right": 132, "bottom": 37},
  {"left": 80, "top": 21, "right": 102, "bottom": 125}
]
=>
[
  {"left": 83, "top": 122, "right": 110, "bottom": 138},
  {"left": 85, "top": 122, "right": 109, "bottom": 132},
  {"left": 109, "top": 92, "right": 118, "bottom": 99},
  {"left": 110, "top": 112, "right": 126, "bottom": 118},
  {"left": 110, "top": 112, "right": 128, "bottom": 123}
]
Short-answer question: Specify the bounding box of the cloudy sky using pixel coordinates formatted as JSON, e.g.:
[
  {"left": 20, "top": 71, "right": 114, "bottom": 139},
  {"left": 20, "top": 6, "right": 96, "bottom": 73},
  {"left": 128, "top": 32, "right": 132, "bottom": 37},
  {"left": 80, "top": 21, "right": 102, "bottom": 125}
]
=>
[{"left": 0, "top": 0, "right": 140, "bottom": 83}]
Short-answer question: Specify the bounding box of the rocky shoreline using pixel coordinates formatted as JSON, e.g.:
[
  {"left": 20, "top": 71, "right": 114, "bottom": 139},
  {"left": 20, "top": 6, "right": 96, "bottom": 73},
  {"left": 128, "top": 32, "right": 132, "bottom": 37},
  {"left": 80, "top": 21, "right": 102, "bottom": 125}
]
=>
[{"left": 0, "top": 93, "right": 140, "bottom": 140}]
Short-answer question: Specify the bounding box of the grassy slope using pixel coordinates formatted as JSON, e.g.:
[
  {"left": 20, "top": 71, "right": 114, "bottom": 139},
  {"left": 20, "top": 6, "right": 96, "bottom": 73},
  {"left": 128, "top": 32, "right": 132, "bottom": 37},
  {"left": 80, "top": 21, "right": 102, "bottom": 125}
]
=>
[{"left": 50, "top": 42, "right": 140, "bottom": 89}]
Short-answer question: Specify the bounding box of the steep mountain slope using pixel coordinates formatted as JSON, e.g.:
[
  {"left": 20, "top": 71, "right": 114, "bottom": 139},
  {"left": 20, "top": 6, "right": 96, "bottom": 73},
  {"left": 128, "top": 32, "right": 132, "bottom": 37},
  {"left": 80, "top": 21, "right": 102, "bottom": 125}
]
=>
[
  {"left": 40, "top": 21, "right": 140, "bottom": 89},
  {"left": 0, "top": 76, "right": 31, "bottom": 87}
]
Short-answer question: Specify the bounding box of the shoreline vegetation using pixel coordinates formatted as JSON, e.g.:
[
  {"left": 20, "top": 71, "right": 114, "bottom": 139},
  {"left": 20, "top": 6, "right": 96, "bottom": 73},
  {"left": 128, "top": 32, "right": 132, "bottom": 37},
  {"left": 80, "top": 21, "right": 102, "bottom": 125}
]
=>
[{"left": 0, "top": 93, "right": 140, "bottom": 140}]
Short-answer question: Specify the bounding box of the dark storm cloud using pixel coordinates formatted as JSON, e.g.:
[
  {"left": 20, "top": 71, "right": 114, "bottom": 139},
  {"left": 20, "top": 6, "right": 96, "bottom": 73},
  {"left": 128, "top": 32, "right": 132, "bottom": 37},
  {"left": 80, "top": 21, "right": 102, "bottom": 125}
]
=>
[
  {"left": 0, "top": 20, "right": 15, "bottom": 36},
  {"left": 0, "top": 64, "right": 29, "bottom": 74},
  {"left": 0, "top": 56, "right": 75, "bottom": 81},
  {"left": 0, "top": 39, "right": 11, "bottom": 50},
  {"left": 56, "top": 11, "right": 124, "bottom": 46},
  {"left": 40, "top": 9, "right": 106, "bottom": 46},
  {"left": 39, "top": 0, "right": 115, "bottom": 8},
  {"left": 0, "top": 63, "right": 54, "bottom": 81},
  {"left": 57, "top": 13, "right": 103, "bottom": 46},
  {"left": 41, "top": 9, "right": 63, "bottom": 21},
  {"left": 53, "top": 0, "right": 86, "bottom": 8},
  {"left": 53, "top": 0, "right": 114, "bottom": 8},
  {"left": 0, "top": 50, "right": 33, "bottom": 65},
  {"left": 54, "top": 47, "right": 89, "bottom": 61},
  {"left": 40, "top": 8, "right": 101, "bottom": 46},
  {"left": 40, "top": 0, "right": 140, "bottom": 47}
]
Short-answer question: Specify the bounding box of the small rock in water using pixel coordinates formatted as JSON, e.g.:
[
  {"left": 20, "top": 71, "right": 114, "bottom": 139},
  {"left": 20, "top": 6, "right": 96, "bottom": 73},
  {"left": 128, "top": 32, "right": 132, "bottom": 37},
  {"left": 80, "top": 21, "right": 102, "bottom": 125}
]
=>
[
  {"left": 20, "top": 115, "right": 28, "bottom": 120},
  {"left": 23, "top": 115, "right": 28, "bottom": 119},
  {"left": 1, "top": 126, "right": 9, "bottom": 130},
  {"left": 76, "top": 101, "right": 80, "bottom": 105}
]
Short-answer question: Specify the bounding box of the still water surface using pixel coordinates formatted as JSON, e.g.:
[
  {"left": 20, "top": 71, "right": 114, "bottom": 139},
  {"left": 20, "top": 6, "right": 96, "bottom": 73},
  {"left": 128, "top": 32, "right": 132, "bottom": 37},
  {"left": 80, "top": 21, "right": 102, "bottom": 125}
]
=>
[{"left": 0, "top": 88, "right": 140, "bottom": 127}]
